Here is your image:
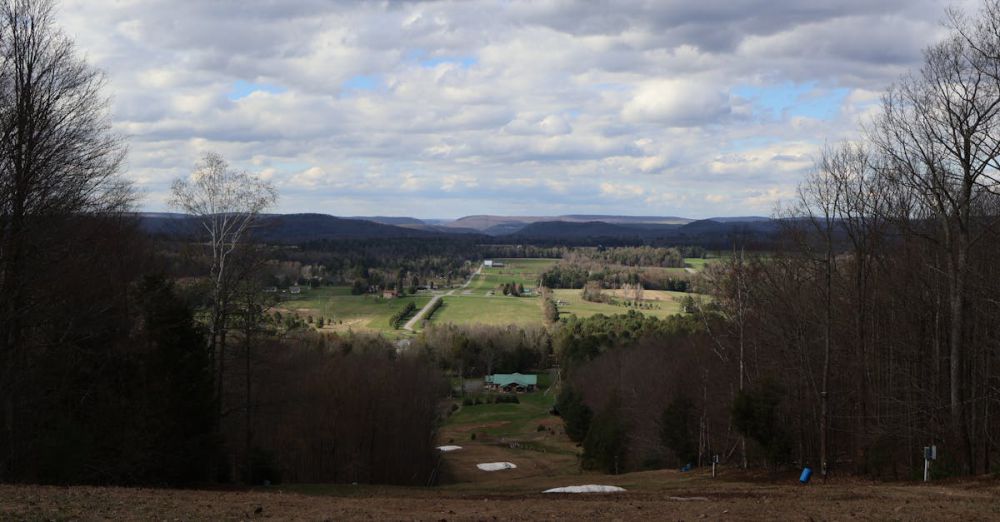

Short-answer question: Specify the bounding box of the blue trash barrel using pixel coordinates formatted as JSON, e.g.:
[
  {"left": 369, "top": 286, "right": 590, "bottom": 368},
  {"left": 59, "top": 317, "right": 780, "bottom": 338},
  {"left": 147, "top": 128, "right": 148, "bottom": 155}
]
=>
[{"left": 799, "top": 467, "right": 813, "bottom": 484}]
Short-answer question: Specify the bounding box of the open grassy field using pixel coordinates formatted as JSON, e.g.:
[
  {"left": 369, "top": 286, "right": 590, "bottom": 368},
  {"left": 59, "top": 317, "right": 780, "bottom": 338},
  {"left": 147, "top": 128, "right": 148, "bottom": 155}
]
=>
[
  {"left": 431, "top": 295, "right": 544, "bottom": 326},
  {"left": 277, "top": 286, "right": 430, "bottom": 336},
  {"left": 467, "top": 258, "right": 558, "bottom": 294},
  {"left": 551, "top": 288, "right": 685, "bottom": 319}
]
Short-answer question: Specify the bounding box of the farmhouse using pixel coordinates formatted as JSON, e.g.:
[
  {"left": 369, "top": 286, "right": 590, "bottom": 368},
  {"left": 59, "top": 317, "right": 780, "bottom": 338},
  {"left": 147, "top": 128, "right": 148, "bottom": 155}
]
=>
[
  {"left": 484, "top": 259, "right": 504, "bottom": 268},
  {"left": 289, "top": 286, "right": 302, "bottom": 294},
  {"left": 485, "top": 373, "right": 537, "bottom": 393}
]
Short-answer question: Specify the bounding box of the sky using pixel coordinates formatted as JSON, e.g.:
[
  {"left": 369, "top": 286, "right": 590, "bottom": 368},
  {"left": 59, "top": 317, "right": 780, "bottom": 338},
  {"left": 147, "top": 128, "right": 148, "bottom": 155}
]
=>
[{"left": 58, "top": 0, "right": 976, "bottom": 219}]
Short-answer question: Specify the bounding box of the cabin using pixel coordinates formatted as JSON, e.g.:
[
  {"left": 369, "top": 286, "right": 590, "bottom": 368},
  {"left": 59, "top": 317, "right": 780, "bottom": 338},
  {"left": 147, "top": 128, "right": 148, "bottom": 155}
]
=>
[
  {"left": 382, "top": 289, "right": 398, "bottom": 299},
  {"left": 485, "top": 373, "right": 537, "bottom": 393},
  {"left": 289, "top": 286, "right": 302, "bottom": 294}
]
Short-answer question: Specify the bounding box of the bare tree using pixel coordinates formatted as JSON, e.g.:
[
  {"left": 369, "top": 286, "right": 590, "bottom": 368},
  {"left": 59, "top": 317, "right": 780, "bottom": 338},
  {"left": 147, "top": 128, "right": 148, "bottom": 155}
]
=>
[
  {"left": 169, "top": 153, "right": 277, "bottom": 422},
  {"left": 869, "top": 11, "right": 1000, "bottom": 473},
  {"left": 0, "top": 0, "right": 129, "bottom": 478}
]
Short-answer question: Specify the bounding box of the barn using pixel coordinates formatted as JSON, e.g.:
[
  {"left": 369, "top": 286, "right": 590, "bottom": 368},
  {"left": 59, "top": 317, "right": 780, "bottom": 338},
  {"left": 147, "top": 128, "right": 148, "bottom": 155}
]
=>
[{"left": 485, "top": 373, "right": 537, "bottom": 393}]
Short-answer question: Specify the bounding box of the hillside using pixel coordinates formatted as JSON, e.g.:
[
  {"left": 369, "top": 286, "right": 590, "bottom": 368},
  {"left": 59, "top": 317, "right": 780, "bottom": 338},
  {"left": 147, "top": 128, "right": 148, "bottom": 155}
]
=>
[{"left": 138, "top": 213, "right": 469, "bottom": 242}]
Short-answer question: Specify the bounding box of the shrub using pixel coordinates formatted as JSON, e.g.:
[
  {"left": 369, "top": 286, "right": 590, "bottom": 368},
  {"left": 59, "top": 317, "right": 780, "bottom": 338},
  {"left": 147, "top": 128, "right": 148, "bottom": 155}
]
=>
[{"left": 388, "top": 301, "right": 417, "bottom": 329}]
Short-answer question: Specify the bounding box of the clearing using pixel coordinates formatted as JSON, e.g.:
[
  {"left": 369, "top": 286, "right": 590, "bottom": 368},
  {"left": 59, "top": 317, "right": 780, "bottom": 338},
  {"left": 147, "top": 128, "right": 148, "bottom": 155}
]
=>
[
  {"left": 430, "top": 294, "right": 544, "bottom": 327},
  {"left": 277, "top": 286, "right": 430, "bottom": 337},
  {"left": 551, "top": 288, "right": 686, "bottom": 319},
  {"left": 467, "top": 258, "right": 557, "bottom": 295}
]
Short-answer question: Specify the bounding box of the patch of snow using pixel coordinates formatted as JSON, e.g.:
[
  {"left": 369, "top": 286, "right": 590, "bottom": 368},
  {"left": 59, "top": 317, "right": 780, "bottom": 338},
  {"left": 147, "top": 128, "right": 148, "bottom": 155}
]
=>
[
  {"left": 543, "top": 485, "right": 626, "bottom": 494},
  {"left": 436, "top": 445, "right": 462, "bottom": 452},
  {"left": 477, "top": 462, "right": 517, "bottom": 471}
]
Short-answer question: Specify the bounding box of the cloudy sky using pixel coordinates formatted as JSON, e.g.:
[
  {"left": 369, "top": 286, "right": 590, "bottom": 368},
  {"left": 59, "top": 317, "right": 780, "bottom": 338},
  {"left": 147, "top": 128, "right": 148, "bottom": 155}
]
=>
[{"left": 59, "top": 0, "right": 973, "bottom": 219}]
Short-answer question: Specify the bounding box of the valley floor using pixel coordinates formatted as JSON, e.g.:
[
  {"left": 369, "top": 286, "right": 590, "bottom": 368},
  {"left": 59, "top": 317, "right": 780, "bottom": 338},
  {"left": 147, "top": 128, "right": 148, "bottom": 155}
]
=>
[{"left": 3, "top": 474, "right": 999, "bottom": 521}]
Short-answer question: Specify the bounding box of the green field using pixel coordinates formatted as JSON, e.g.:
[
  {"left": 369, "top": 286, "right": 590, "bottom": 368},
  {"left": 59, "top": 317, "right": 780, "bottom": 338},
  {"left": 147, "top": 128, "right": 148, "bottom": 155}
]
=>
[
  {"left": 430, "top": 295, "right": 544, "bottom": 326},
  {"left": 467, "top": 258, "right": 558, "bottom": 294},
  {"left": 551, "top": 288, "right": 686, "bottom": 319},
  {"left": 278, "top": 286, "right": 430, "bottom": 335}
]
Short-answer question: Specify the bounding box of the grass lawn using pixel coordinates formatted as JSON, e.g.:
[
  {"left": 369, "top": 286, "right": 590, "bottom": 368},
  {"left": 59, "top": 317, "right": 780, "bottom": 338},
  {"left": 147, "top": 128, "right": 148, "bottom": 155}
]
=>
[
  {"left": 431, "top": 295, "right": 543, "bottom": 326},
  {"left": 551, "top": 288, "right": 686, "bottom": 319},
  {"left": 277, "top": 286, "right": 430, "bottom": 336}
]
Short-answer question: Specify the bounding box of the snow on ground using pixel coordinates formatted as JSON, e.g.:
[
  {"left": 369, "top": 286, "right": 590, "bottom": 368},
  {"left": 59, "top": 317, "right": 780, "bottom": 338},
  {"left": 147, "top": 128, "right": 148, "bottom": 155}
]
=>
[
  {"left": 436, "top": 445, "right": 462, "bottom": 452},
  {"left": 543, "top": 485, "right": 626, "bottom": 494},
  {"left": 476, "top": 462, "right": 517, "bottom": 471}
]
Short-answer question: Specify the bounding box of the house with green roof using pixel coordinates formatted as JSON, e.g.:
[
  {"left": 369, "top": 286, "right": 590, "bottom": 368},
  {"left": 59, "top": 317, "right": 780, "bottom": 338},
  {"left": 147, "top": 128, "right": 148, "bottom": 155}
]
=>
[{"left": 485, "top": 373, "right": 537, "bottom": 393}]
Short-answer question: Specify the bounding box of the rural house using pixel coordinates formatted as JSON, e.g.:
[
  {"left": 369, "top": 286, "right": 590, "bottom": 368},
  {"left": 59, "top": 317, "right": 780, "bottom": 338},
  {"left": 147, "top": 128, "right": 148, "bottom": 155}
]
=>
[{"left": 485, "top": 373, "right": 537, "bottom": 393}]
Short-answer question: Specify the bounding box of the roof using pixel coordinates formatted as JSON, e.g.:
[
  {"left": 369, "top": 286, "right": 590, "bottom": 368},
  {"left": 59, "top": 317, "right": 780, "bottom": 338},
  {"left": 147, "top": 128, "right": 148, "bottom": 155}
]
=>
[{"left": 486, "top": 373, "right": 537, "bottom": 387}]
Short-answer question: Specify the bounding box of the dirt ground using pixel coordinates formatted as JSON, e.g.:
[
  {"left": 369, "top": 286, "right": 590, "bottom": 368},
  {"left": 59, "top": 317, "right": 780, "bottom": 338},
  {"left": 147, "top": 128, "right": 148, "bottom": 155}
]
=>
[{"left": 3, "top": 472, "right": 999, "bottom": 521}]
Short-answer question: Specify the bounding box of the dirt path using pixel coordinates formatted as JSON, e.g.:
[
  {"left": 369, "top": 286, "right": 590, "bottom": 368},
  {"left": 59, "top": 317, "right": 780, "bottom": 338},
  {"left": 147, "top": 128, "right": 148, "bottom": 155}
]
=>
[{"left": 403, "top": 264, "right": 482, "bottom": 331}]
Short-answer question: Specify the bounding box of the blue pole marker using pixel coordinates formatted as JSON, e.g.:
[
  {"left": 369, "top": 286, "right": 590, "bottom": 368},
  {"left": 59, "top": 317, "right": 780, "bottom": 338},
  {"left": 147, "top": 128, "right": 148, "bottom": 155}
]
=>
[{"left": 799, "top": 467, "right": 813, "bottom": 484}]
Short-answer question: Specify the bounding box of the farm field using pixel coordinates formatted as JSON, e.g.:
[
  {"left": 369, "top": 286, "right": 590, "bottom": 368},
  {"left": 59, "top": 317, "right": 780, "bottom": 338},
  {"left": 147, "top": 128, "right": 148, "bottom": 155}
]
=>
[
  {"left": 467, "top": 258, "right": 558, "bottom": 294},
  {"left": 551, "top": 288, "right": 685, "bottom": 319},
  {"left": 277, "top": 286, "right": 430, "bottom": 336},
  {"left": 430, "top": 295, "right": 544, "bottom": 327}
]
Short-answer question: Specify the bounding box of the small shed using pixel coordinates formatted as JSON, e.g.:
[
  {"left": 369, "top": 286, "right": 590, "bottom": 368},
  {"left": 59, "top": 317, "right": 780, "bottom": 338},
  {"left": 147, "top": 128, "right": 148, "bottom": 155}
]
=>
[{"left": 485, "top": 373, "right": 538, "bottom": 393}]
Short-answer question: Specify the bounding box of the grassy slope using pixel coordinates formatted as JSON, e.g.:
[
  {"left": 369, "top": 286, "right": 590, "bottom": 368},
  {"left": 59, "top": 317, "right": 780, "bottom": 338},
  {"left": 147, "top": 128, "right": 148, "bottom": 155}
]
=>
[{"left": 437, "top": 371, "right": 582, "bottom": 487}]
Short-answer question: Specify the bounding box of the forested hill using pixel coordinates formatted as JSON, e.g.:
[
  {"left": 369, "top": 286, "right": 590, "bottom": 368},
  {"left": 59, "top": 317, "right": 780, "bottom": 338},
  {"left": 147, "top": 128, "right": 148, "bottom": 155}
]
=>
[
  {"left": 138, "top": 212, "right": 780, "bottom": 246},
  {"left": 138, "top": 213, "right": 484, "bottom": 242},
  {"left": 507, "top": 218, "right": 781, "bottom": 246}
]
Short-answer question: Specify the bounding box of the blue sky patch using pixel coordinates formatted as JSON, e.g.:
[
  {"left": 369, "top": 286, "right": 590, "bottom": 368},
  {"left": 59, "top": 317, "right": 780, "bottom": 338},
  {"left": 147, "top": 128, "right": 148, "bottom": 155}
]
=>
[
  {"left": 343, "top": 74, "right": 381, "bottom": 91},
  {"left": 228, "top": 80, "right": 287, "bottom": 101},
  {"left": 733, "top": 82, "right": 849, "bottom": 120},
  {"left": 420, "top": 55, "right": 477, "bottom": 68}
]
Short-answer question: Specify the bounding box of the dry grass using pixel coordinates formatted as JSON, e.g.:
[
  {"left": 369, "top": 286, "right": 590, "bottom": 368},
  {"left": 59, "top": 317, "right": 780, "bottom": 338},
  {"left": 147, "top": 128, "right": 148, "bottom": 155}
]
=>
[{"left": 4, "top": 475, "right": 999, "bottom": 521}]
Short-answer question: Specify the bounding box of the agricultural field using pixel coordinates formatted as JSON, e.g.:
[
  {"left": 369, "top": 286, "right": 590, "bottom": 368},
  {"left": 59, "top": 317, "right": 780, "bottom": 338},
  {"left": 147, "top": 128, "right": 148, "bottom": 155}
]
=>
[
  {"left": 467, "top": 258, "right": 558, "bottom": 294},
  {"left": 551, "top": 288, "right": 686, "bottom": 319},
  {"left": 684, "top": 257, "right": 710, "bottom": 270},
  {"left": 276, "top": 286, "right": 430, "bottom": 336},
  {"left": 430, "top": 295, "right": 544, "bottom": 327}
]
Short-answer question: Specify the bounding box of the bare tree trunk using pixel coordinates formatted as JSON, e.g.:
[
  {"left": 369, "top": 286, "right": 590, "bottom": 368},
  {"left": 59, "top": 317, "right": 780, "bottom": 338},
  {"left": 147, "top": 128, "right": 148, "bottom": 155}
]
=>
[
  {"left": 820, "top": 230, "right": 833, "bottom": 478},
  {"left": 949, "top": 239, "right": 973, "bottom": 474}
]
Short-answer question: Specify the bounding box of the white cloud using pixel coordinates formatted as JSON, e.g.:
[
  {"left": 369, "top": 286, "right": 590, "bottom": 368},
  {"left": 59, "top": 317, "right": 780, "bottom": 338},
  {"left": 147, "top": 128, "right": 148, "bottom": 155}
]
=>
[
  {"left": 52, "top": 0, "right": 974, "bottom": 218},
  {"left": 622, "top": 79, "right": 731, "bottom": 126}
]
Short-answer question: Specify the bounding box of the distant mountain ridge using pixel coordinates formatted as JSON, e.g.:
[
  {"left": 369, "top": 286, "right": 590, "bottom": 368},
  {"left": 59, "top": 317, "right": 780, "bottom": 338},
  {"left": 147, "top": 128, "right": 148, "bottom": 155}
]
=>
[
  {"left": 442, "top": 214, "right": 700, "bottom": 235},
  {"left": 137, "top": 212, "right": 775, "bottom": 244},
  {"left": 137, "top": 213, "right": 476, "bottom": 242}
]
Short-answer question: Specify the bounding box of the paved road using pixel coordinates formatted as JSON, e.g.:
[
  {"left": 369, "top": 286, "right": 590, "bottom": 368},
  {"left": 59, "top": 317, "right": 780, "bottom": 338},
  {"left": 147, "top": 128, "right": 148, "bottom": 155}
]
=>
[{"left": 403, "top": 264, "right": 482, "bottom": 331}]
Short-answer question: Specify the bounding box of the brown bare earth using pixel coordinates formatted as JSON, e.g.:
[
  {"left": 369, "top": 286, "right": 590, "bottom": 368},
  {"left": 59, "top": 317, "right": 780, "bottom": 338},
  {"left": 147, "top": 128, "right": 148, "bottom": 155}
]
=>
[{"left": 3, "top": 473, "right": 1000, "bottom": 521}]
